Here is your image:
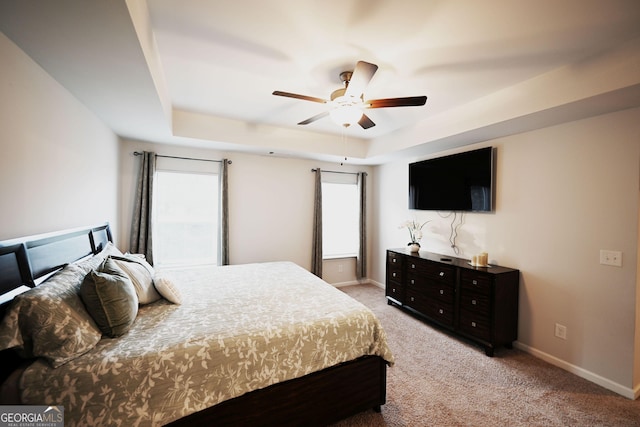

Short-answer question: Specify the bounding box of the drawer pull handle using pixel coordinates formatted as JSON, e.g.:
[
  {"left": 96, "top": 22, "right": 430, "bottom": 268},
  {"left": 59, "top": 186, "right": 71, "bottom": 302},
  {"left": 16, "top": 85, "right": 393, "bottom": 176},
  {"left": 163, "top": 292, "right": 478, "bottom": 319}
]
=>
[
  {"left": 392, "top": 272, "right": 396, "bottom": 277},
  {"left": 411, "top": 264, "right": 416, "bottom": 269},
  {"left": 411, "top": 279, "right": 415, "bottom": 284},
  {"left": 472, "top": 299, "right": 477, "bottom": 305},
  {"left": 472, "top": 280, "right": 478, "bottom": 285},
  {"left": 471, "top": 321, "right": 477, "bottom": 328},
  {"left": 439, "top": 309, "right": 444, "bottom": 314},
  {"left": 392, "top": 259, "right": 396, "bottom": 263},
  {"left": 439, "top": 272, "right": 445, "bottom": 277},
  {"left": 392, "top": 288, "right": 396, "bottom": 293},
  {"left": 411, "top": 297, "right": 415, "bottom": 302},
  {"left": 439, "top": 289, "right": 444, "bottom": 295}
]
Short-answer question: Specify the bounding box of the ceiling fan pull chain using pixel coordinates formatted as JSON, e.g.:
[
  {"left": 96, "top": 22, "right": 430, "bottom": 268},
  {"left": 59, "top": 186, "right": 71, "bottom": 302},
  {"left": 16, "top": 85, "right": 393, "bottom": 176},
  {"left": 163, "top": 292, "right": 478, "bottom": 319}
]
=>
[{"left": 341, "top": 126, "right": 348, "bottom": 165}]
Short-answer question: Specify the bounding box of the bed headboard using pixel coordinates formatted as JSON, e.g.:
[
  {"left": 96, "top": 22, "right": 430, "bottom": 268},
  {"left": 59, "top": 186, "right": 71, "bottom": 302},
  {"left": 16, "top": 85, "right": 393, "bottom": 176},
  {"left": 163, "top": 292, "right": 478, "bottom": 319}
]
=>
[{"left": 0, "top": 223, "right": 112, "bottom": 307}]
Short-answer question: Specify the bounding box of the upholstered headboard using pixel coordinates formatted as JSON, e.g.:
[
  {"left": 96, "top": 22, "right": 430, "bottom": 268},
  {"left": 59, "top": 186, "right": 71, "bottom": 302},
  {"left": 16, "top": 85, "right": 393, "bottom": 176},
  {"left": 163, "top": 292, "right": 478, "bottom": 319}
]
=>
[{"left": 0, "top": 223, "right": 112, "bottom": 307}]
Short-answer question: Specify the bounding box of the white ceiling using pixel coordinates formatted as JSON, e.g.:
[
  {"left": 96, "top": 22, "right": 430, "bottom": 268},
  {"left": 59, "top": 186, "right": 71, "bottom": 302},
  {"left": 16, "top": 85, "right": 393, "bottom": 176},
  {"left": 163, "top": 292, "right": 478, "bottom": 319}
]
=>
[{"left": 1, "top": 0, "right": 640, "bottom": 164}]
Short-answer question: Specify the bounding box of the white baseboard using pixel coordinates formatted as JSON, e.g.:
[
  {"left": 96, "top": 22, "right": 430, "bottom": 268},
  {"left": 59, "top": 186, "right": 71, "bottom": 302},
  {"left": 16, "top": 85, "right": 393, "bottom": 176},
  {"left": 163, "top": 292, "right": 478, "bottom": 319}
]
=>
[
  {"left": 369, "top": 279, "right": 384, "bottom": 289},
  {"left": 333, "top": 279, "right": 386, "bottom": 289},
  {"left": 514, "top": 341, "right": 638, "bottom": 400},
  {"left": 332, "top": 280, "right": 366, "bottom": 288}
]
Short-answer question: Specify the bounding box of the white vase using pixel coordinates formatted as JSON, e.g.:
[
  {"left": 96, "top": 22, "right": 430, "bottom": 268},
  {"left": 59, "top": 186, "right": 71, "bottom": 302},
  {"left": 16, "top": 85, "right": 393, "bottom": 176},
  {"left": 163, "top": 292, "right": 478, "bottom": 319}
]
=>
[{"left": 409, "top": 243, "right": 420, "bottom": 252}]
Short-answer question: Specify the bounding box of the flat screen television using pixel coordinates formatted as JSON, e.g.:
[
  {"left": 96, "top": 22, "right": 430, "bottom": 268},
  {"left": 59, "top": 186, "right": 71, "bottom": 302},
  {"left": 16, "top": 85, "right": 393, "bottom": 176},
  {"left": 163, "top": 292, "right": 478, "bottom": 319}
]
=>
[{"left": 409, "top": 147, "right": 494, "bottom": 212}]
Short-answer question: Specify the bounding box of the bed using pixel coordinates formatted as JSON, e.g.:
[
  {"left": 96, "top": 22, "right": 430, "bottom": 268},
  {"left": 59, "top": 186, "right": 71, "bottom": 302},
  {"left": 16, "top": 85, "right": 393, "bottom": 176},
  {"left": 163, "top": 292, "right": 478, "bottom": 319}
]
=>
[{"left": 0, "top": 223, "right": 393, "bottom": 426}]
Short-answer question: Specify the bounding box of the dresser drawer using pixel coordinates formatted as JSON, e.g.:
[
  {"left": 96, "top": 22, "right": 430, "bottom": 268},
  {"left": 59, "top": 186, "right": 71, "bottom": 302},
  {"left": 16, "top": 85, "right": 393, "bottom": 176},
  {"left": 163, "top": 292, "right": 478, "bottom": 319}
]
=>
[
  {"left": 386, "top": 282, "right": 404, "bottom": 301},
  {"left": 388, "top": 251, "right": 403, "bottom": 266},
  {"left": 459, "top": 309, "right": 491, "bottom": 341},
  {"left": 387, "top": 252, "right": 404, "bottom": 283},
  {"left": 460, "top": 271, "right": 492, "bottom": 296},
  {"left": 406, "top": 288, "right": 454, "bottom": 327},
  {"left": 413, "top": 282, "right": 454, "bottom": 304},
  {"left": 406, "top": 272, "right": 433, "bottom": 288},
  {"left": 407, "top": 259, "right": 455, "bottom": 284},
  {"left": 459, "top": 290, "right": 490, "bottom": 314},
  {"left": 423, "top": 301, "right": 454, "bottom": 327},
  {"left": 387, "top": 267, "right": 403, "bottom": 284}
]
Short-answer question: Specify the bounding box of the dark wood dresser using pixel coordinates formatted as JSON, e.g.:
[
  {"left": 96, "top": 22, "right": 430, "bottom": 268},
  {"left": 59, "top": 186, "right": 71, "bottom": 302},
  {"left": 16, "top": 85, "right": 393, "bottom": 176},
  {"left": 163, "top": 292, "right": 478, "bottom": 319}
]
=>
[{"left": 386, "top": 249, "right": 519, "bottom": 356}]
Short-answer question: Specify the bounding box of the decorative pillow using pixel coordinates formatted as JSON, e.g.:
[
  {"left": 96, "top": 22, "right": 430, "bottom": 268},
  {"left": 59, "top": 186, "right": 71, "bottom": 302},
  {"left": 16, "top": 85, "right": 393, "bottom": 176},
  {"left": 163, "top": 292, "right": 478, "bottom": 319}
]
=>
[
  {"left": 0, "top": 264, "right": 102, "bottom": 368},
  {"left": 71, "top": 241, "right": 124, "bottom": 275},
  {"left": 153, "top": 273, "right": 182, "bottom": 304},
  {"left": 79, "top": 258, "right": 139, "bottom": 337},
  {"left": 110, "top": 255, "right": 161, "bottom": 304}
]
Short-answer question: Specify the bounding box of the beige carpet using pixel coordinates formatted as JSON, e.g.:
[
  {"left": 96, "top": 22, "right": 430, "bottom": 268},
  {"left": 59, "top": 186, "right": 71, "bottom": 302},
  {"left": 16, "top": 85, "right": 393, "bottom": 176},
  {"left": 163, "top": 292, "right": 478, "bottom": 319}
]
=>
[{"left": 331, "top": 284, "right": 640, "bottom": 427}]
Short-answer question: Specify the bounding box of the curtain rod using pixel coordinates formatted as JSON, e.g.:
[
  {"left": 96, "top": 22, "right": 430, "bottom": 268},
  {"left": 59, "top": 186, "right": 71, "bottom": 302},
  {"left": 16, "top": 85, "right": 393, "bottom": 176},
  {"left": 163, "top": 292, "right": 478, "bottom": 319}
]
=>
[
  {"left": 133, "top": 151, "right": 231, "bottom": 164},
  {"left": 311, "top": 168, "right": 367, "bottom": 176}
]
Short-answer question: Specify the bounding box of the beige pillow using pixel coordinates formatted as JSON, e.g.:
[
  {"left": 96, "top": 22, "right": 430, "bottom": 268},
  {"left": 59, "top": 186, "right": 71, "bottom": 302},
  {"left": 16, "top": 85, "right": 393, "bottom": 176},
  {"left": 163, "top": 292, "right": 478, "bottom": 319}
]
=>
[
  {"left": 111, "top": 255, "right": 161, "bottom": 304},
  {"left": 153, "top": 273, "right": 183, "bottom": 304},
  {"left": 0, "top": 265, "right": 102, "bottom": 367}
]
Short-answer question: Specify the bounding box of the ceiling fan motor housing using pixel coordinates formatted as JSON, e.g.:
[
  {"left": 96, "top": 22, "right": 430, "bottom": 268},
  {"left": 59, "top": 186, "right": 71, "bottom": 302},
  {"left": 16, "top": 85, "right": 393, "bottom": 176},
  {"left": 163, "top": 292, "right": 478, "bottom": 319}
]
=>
[{"left": 331, "top": 71, "right": 354, "bottom": 101}]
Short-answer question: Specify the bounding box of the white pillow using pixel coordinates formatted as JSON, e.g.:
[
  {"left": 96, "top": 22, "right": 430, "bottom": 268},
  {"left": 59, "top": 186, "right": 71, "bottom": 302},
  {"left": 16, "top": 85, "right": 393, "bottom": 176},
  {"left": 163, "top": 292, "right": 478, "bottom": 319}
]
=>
[{"left": 153, "top": 273, "right": 182, "bottom": 305}]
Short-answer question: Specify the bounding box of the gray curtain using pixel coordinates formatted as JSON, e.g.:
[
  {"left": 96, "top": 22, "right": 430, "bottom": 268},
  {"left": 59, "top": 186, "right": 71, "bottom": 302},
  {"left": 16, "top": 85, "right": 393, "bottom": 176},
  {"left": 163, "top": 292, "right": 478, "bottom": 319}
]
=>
[
  {"left": 130, "top": 151, "right": 155, "bottom": 264},
  {"left": 311, "top": 168, "right": 323, "bottom": 277},
  {"left": 356, "top": 172, "right": 367, "bottom": 280},
  {"left": 218, "top": 159, "right": 230, "bottom": 265}
]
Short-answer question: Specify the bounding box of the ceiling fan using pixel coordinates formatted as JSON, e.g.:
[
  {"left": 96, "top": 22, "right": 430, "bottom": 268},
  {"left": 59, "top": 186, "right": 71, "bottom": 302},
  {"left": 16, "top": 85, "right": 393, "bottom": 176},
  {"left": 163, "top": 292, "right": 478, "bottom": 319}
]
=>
[{"left": 272, "top": 61, "right": 427, "bottom": 129}]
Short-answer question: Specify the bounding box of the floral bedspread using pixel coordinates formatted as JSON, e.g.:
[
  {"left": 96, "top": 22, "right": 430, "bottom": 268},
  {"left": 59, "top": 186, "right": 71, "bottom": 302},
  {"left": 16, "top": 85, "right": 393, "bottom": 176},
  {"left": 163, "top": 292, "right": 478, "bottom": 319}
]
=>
[{"left": 19, "top": 262, "right": 394, "bottom": 426}]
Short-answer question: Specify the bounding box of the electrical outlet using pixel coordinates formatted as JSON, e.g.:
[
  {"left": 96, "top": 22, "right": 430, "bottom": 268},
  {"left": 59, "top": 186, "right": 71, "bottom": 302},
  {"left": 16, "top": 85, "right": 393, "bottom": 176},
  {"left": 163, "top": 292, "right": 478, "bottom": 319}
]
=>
[
  {"left": 600, "top": 250, "right": 622, "bottom": 267},
  {"left": 337, "top": 264, "right": 343, "bottom": 273},
  {"left": 555, "top": 323, "right": 567, "bottom": 340}
]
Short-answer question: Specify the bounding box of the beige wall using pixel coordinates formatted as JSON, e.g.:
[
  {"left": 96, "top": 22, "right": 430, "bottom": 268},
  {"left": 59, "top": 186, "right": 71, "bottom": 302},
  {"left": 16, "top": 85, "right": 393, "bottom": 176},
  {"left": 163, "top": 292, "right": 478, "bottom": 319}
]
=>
[
  {"left": 371, "top": 107, "right": 640, "bottom": 398},
  {"left": 0, "top": 33, "right": 119, "bottom": 241},
  {"left": 119, "top": 139, "right": 373, "bottom": 282}
]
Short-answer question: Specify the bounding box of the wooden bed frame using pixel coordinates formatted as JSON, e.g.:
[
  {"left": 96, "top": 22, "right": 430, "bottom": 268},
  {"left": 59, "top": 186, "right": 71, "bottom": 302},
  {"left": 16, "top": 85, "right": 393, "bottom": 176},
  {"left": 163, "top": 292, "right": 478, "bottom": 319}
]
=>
[{"left": 0, "top": 224, "right": 387, "bottom": 426}]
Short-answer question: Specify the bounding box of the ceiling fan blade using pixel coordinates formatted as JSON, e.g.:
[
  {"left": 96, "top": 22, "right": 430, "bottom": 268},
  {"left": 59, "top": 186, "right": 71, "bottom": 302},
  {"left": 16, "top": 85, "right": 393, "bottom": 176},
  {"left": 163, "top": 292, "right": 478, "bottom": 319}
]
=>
[
  {"left": 344, "top": 61, "right": 378, "bottom": 98},
  {"left": 298, "top": 111, "right": 329, "bottom": 125},
  {"left": 366, "top": 96, "right": 427, "bottom": 108},
  {"left": 358, "top": 114, "right": 376, "bottom": 129},
  {"left": 273, "top": 91, "right": 327, "bottom": 104}
]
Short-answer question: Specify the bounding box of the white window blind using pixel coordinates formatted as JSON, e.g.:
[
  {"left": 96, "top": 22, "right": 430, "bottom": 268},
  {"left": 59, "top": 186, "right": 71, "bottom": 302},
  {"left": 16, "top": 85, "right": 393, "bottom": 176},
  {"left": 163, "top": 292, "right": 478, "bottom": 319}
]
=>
[
  {"left": 322, "top": 172, "right": 359, "bottom": 258},
  {"left": 152, "top": 157, "right": 219, "bottom": 267}
]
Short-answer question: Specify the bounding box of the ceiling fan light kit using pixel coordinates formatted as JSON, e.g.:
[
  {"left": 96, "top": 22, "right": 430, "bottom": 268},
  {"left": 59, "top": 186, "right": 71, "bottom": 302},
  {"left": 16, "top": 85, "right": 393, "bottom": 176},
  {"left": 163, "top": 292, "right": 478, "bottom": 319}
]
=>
[
  {"left": 329, "top": 96, "right": 364, "bottom": 127},
  {"left": 273, "top": 61, "right": 428, "bottom": 130}
]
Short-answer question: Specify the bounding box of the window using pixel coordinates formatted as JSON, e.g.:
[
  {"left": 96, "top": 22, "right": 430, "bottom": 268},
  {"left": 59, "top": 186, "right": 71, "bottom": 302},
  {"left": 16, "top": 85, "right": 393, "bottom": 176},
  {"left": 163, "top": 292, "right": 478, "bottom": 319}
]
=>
[
  {"left": 322, "top": 174, "right": 359, "bottom": 258},
  {"left": 153, "top": 159, "right": 219, "bottom": 267}
]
